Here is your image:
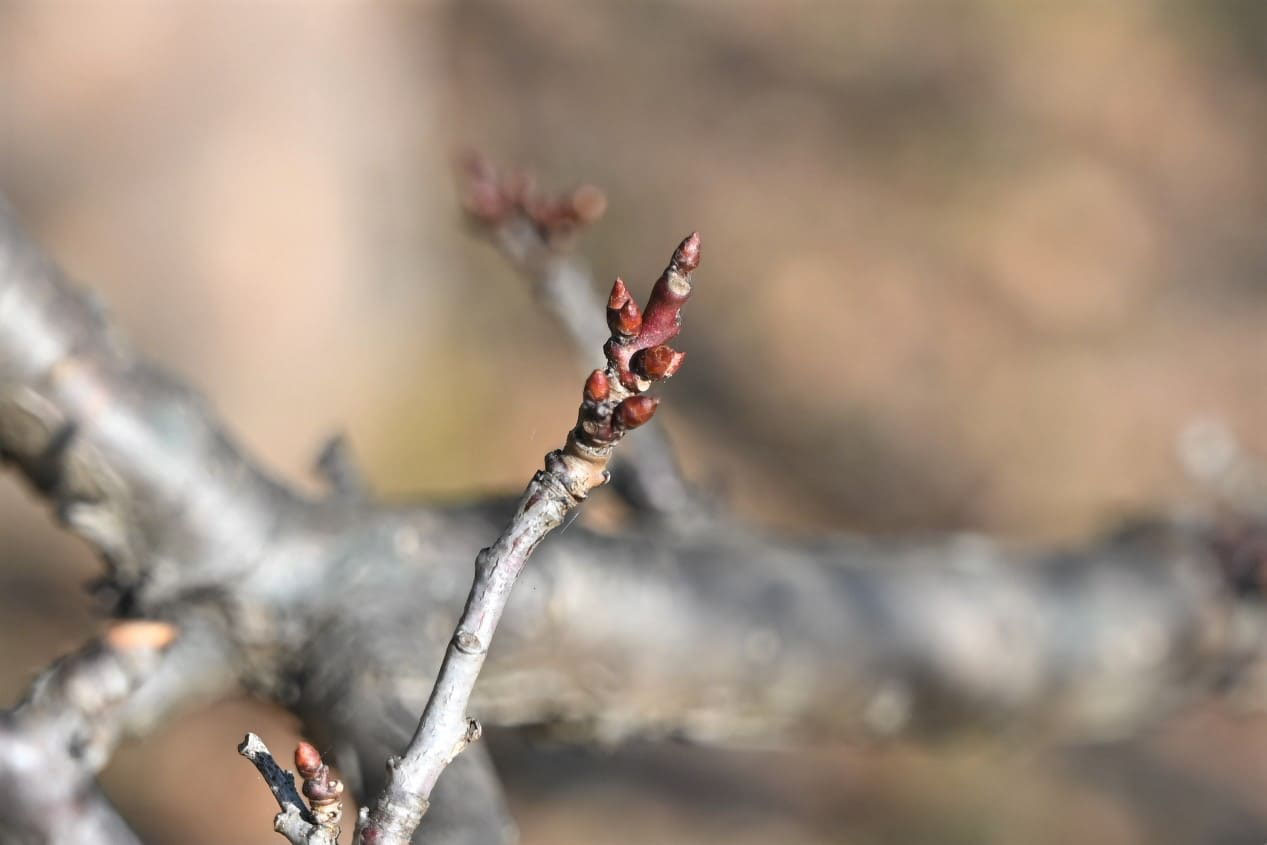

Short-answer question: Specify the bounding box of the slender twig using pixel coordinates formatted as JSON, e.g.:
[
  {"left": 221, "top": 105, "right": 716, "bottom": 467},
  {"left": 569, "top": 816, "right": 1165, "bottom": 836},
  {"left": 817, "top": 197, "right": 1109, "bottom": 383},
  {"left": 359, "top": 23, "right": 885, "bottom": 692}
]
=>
[{"left": 354, "top": 233, "right": 702, "bottom": 844}]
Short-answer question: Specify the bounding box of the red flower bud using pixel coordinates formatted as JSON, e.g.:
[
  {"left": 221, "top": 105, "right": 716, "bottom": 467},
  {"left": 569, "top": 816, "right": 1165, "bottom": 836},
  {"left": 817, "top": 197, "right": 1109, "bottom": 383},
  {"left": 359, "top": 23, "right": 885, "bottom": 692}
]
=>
[
  {"left": 583, "top": 369, "right": 610, "bottom": 402},
  {"left": 607, "top": 279, "right": 643, "bottom": 337},
  {"left": 634, "top": 345, "right": 685, "bottom": 380},
  {"left": 295, "top": 742, "right": 323, "bottom": 779},
  {"left": 607, "top": 277, "right": 630, "bottom": 310},
  {"left": 614, "top": 396, "right": 659, "bottom": 431}
]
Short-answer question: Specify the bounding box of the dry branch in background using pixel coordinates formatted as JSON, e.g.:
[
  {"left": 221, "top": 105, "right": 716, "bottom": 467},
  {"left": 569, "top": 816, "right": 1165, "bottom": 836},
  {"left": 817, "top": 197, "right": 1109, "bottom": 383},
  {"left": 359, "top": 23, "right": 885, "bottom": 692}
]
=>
[{"left": 1, "top": 165, "right": 1266, "bottom": 844}]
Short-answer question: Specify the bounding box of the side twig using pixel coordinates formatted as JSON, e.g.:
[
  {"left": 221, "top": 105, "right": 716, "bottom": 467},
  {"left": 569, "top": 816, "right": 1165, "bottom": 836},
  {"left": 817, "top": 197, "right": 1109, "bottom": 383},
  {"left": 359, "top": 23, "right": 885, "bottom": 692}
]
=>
[{"left": 354, "top": 232, "right": 702, "bottom": 844}]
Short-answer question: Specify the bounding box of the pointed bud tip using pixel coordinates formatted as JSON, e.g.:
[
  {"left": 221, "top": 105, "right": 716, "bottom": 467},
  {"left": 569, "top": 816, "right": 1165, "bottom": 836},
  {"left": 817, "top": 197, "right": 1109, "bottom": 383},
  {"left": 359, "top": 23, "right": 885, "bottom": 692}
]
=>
[
  {"left": 675, "top": 232, "right": 701, "bottom": 272},
  {"left": 607, "top": 277, "right": 630, "bottom": 309},
  {"left": 583, "top": 369, "right": 610, "bottom": 402},
  {"left": 607, "top": 288, "right": 642, "bottom": 337}
]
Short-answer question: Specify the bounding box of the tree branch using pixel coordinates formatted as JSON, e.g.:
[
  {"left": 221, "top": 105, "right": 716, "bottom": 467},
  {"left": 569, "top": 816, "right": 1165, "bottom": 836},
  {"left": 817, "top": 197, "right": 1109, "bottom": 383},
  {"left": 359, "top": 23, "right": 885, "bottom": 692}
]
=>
[
  {"left": 0, "top": 621, "right": 178, "bottom": 845},
  {"left": 355, "top": 233, "right": 702, "bottom": 844},
  {"left": 2, "top": 191, "right": 1266, "bottom": 844}
]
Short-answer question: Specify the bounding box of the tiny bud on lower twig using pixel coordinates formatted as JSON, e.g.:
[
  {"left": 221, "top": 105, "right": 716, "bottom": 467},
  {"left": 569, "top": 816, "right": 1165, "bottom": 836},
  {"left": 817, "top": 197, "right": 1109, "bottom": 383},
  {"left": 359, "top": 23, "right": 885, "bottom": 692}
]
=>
[
  {"left": 295, "top": 742, "right": 322, "bottom": 780},
  {"left": 294, "top": 740, "right": 344, "bottom": 824}
]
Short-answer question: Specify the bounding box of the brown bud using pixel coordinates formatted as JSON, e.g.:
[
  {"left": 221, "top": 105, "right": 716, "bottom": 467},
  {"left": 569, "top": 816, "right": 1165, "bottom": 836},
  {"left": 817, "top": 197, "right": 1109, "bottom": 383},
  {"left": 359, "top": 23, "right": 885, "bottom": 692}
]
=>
[
  {"left": 673, "top": 232, "right": 701, "bottom": 273},
  {"left": 583, "top": 369, "right": 610, "bottom": 402},
  {"left": 607, "top": 279, "right": 642, "bottom": 337},
  {"left": 634, "top": 345, "right": 685, "bottom": 380},
  {"left": 607, "top": 277, "right": 630, "bottom": 310},
  {"left": 295, "top": 742, "right": 323, "bottom": 779},
  {"left": 614, "top": 395, "right": 659, "bottom": 431}
]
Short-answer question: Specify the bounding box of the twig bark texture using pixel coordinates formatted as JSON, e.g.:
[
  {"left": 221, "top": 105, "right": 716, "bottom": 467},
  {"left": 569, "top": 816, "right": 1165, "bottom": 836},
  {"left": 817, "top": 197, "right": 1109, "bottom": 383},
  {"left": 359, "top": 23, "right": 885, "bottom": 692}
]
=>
[{"left": 355, "top": 234, "right": 701, "bottom": 844}]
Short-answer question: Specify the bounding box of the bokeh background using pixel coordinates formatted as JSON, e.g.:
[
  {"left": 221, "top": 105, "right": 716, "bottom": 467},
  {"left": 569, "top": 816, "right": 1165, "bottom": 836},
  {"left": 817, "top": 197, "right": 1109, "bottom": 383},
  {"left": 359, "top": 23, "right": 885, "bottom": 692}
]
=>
[{"left": 2, "top": 2, "right": 1267, "bottom": 842}]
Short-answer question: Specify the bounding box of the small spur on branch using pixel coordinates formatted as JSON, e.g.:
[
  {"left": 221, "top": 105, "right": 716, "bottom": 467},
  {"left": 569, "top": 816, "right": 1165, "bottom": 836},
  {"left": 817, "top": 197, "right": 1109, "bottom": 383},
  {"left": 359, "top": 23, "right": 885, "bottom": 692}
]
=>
[
  {"left": 349, "top": 232, "right": 701, "bottom": 845},
  {"left": 239, "top": 734, "right": 345, "bottom": 845}
]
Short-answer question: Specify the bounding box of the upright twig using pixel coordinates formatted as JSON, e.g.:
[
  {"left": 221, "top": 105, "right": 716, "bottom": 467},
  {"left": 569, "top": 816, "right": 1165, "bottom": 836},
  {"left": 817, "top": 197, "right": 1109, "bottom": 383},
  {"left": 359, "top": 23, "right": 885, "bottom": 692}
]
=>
[{"left": 353, "top": 232, "right": 701, "bottom": 844}]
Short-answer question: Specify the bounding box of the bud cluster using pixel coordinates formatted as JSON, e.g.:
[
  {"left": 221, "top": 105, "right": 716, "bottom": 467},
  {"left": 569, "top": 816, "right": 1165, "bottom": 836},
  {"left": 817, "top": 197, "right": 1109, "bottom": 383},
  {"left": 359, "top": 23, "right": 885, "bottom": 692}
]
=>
[{"left": 546, "top": 232, "right": 699, "bottom": 501}]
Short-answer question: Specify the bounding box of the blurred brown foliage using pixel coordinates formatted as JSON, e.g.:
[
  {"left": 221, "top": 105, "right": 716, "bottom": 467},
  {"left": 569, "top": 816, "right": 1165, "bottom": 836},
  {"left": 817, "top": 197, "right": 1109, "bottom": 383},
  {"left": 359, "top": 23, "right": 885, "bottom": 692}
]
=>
[{"left": 2, "top": 2, "right": 1266, "bottom": 843}]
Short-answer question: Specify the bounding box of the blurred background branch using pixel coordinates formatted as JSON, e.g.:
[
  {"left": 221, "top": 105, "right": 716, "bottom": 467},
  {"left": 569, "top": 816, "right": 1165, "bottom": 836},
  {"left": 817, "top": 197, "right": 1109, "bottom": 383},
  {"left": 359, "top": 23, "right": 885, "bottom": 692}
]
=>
[{"left": 2, "top": 2, "right": 1266, "bottom": 843}]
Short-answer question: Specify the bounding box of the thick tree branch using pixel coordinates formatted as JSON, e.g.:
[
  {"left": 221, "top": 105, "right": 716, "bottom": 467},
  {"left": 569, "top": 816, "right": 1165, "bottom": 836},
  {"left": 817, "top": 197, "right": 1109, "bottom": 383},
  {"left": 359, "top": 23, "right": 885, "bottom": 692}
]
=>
[
  {"left": 2, "top": 193, "right": 1266, "bottom": 844},
  {"left": 0, "top": 202, "right": 305, "bottom": 609},
  {"left": 355, "top": 233, "right": 702, "bottom": 844}
]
